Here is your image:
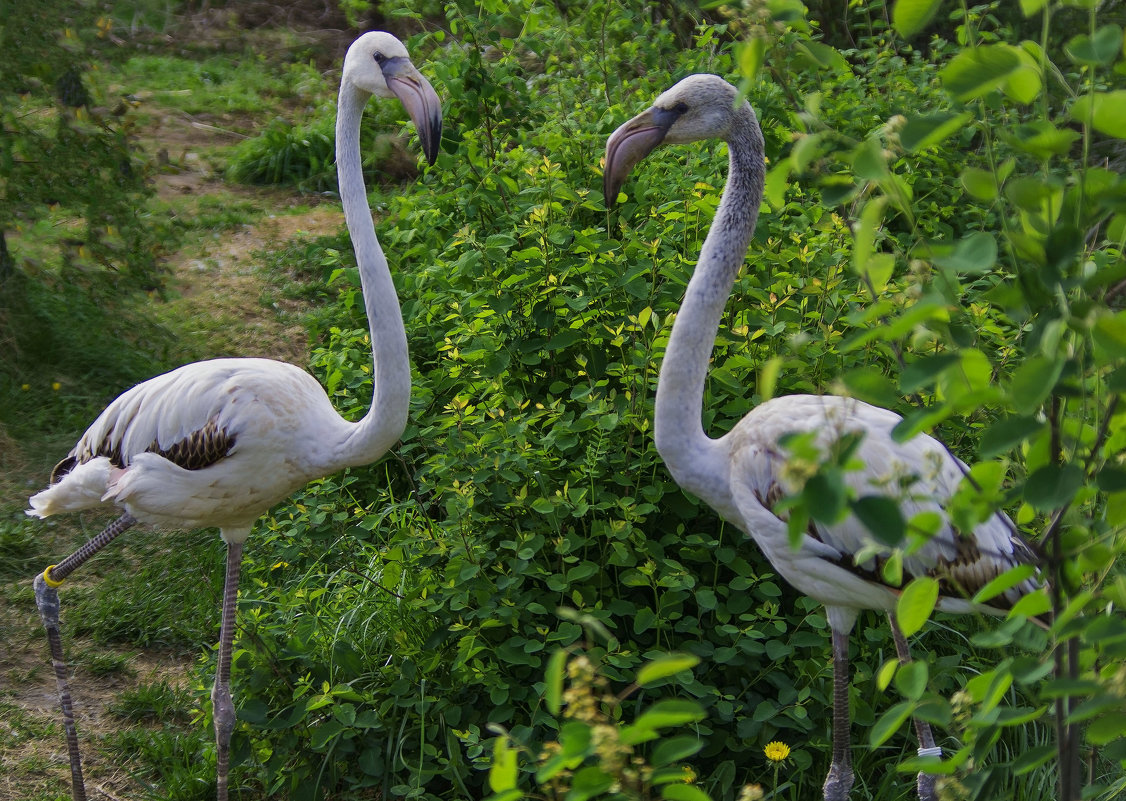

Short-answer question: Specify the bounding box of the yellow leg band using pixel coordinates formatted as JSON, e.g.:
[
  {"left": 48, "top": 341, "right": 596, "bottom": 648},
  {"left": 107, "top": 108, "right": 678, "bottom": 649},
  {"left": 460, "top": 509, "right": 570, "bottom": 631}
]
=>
[{"left": 42, "top": 565, "right": 65, "bottom": 588}]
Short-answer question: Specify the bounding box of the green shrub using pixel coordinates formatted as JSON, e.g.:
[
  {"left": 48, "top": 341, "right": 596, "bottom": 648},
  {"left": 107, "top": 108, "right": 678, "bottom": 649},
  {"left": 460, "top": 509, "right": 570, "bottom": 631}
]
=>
[{"left": 199, "top": 1, "right": 1126, "bottom": 800}]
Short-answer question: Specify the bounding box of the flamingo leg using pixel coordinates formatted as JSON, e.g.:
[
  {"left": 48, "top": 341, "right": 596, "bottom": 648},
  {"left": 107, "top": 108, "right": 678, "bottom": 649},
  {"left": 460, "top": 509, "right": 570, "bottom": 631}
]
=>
[
  {"left": 213, "top": 540, "right": 243, "bottom": 801},
  {"left": 823, "top": 626, "right": 855, "bottom": 801},
  {"left": 33, "top": 512, "right": 137, "bottom": 801},
  {"left": 889, "top": 615, "right": 940, "bottom": 801}
]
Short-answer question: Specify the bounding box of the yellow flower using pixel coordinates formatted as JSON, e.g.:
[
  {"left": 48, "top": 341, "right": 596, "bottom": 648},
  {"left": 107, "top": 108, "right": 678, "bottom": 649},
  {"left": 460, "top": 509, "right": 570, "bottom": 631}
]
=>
[
  {"left": 21, "top": 384, "right": 29, "bottom": 391},
  {"left": 51, "top": 382, "right": 61, "bottom": 391},
  {"left": 763, "top": 741, "right": 791, "bottom": 762}
]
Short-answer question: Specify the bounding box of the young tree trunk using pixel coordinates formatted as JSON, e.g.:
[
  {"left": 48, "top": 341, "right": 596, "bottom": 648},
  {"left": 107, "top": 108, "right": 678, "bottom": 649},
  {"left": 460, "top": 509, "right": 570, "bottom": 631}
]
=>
[{"left": 0, "top": 231, "right": 13, "bottom": 282}]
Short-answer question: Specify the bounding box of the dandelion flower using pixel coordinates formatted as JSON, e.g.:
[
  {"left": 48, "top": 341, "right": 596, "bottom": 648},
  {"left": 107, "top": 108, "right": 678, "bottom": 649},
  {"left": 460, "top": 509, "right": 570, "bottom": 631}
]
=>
[
  {"left": 51, "top": 381, "right": 61, "bottom": 391},
  {"left": 21, "top": 384, "right": 30, "bottom": 391},
  {"left": 763, "top": 741, "right": 790, "bottom": 762}
]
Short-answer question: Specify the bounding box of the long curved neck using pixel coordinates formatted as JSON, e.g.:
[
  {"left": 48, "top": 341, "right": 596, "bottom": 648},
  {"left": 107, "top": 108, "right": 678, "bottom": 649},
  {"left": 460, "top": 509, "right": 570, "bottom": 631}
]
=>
[
  {"left": 653, "top": 105, "right": 764, "bottom": 502},
  {"left": 334, "top": 82, "right": 411, "bottom": 466}
]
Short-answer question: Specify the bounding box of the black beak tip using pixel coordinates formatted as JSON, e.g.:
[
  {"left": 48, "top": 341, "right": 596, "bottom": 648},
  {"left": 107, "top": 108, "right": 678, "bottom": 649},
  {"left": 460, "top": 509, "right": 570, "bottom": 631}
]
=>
[
  {"left": 425, "top": 115, "right": 442, "bottom": 166},
  {"left": 421, "top": 110, "right": 441, "bottom": 165}
]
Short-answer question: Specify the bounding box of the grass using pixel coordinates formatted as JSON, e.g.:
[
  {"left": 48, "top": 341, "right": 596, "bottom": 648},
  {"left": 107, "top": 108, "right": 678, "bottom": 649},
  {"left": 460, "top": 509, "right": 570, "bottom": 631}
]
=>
[
  {"left": 63, "top": 527, "right": 221, "bottom": 651},
  {"left": 94, "top": 53, "right": 324, "bottom": 117},
  {"left": 109, "top": 681, "right": 195, "bottom": 724},
  {"left": 74, "top": 649, "right": 137, "bottom": 678},
  {"left": 0, "top": 518, "right": 48, "bottom": 582},
  {"left": 105, "top": 725, "right": 218, "bottom": 801}
]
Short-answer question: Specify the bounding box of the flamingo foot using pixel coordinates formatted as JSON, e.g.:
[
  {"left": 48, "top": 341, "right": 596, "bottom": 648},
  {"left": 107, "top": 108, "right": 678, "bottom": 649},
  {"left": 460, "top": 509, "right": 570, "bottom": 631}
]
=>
[
  {"left": 34, "top": 573, "right": 88, "bottom": 801},
  {"left": 823, "top": 761, "right": 855, "bottom": 801},
  {"left": 213, "top": 680, "right": 235, "bottom": 801}
]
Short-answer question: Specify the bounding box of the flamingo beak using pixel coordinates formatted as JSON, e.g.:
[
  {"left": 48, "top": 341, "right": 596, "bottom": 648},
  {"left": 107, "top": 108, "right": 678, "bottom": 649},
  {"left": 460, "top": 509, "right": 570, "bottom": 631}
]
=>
[
  {"left": 383, "top": 57, "right": 443, "bottom": 166},
  {"left": 603, "top": 106, "right": 681, "bottom": 206}
]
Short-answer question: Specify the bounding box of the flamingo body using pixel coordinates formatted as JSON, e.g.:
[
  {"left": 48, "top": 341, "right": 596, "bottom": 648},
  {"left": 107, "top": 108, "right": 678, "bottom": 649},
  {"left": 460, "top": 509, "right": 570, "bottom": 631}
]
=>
[
  {"left": 604, "top": 74, "right": 1039, "bottom": 801},
  {"left": 29, "top": 32, "right": 443, "bottom": 801},
  {"left": 28, "top": 357, "right": 384, "bottom": 537},
  {"left": 716, "top": 394, "right": 1035, "bottom": 618}
]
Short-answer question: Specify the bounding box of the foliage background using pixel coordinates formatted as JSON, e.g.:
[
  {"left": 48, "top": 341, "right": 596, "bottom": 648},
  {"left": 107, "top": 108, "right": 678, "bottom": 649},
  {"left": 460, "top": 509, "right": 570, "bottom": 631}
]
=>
[{"left": 5, "top": 0, "right": 1126, "bottom": 800}]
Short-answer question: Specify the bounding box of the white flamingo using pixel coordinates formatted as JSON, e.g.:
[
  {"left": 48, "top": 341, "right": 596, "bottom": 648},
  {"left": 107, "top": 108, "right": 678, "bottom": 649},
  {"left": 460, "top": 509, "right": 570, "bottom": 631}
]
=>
[
  {"left": 27, "top": 32, "right": 441, "bottom": 801},
  {"left": 603, "top": 73, "right": 1040, "bottom": 801}
]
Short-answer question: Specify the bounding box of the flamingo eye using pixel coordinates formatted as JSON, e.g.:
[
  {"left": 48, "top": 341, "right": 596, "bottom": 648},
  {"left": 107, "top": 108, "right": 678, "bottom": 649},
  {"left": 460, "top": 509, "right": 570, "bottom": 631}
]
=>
[
  {"left": 373, "top": 52, "right": 387, "bottom": 66},
  {"left": 673, "top": 101, "right": 689, "bottom": 114}
]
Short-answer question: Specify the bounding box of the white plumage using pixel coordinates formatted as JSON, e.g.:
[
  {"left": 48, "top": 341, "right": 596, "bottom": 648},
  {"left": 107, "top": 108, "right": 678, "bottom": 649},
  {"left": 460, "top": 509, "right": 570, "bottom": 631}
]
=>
[
  {"left": 27, "top": 357, "right": 387, "bottom": 536},
  {"left": 30, "top": 32, "right": 442, "bottom": 801},
  {"left": 604, "top": 74, "right": 1039, "bottom": 801}
]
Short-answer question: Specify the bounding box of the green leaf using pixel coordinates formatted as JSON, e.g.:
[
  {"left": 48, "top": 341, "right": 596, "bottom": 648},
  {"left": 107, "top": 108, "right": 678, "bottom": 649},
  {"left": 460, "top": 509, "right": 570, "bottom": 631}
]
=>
[
  {"left": 900, "top": 111, "right": 971, "bottom": 152},
  {"left": 760, "top": 356, "right": 783, "bottom": 402},
  {"left": 1071, "top": 91, "right": 1126, "bottom": 139},
  {"left": 637, "top": 653, "right": 700, "bottom": 687},
  {"left": 995, "top": 705, "right": 1048, "bottom": 726},
  {"left": 558, "top": 721, "right": 594, "bottom": 759},
  {"left": 1024, "top": 464, "right": 1084, "bottom": 511},
  {"left": 1007, "top": 588, "right": 1052, "bottom": 620},
  {"left": 1065, "top": 25, "right": 1124, "bottom": 66},
  {"left": 929, "top": 232, "right": 998, "bottom": 274},
  {"left": 877, "top": 659, "right": 899, "bottom": 691},
  {"left": 999, "top": 121, "right": 1080, "bottom": 159},
  {"left": 1093, "top": 312, "right": 1126, "bottom": 364},
  {"left": 972, "top": 564, "right": 1038, "bottom": 605},
  {"left": 1012, "top": 744, "right": 1056, "bottom": 775},
  {"left": 569, "top": 766, "right": 615, "bottom": 801},
  {"left": 332, "top": 702, "right": 356, "bottom": 726},
  {"left": 631, "top": 700, "right": 707, "bottom": 731},
  {"left": 960, "top": 167, "right": 998, "bottom": 201},
  {"left": 841, "top": 367, "right": 900, "bottom": 407},
  {"left": 851, "top": 495, "right": 907, "bottom": 547},
  {"left": 651, "top": 735, "right": 705, "bottom": 768},
  {"left": 852, "top": 136, "right": 889, "bottom": 180},
  {"left": 738, "top": 36, "right": 767, "bottom": 82},
  {"left": 805, "top": 472, "right": 848, "bottom": 524},
  {"left": 310, "top": 719, "right": 345, "bottom": 750},
  {"left": 489, "top": 737, "right": 518, "bottom": 793},
  {"left": 940, "top": 45, "right": 1021, "bottom": 101},
  {"left": 1097, "top": 467, "right": 1126, "bottom": 493},
  {"left": 941, "top": 348, "right": 993, "bottom": 402},
  {"left": 869, "top": 700, "right": 916, "bottom": 747},
  {"left": 1019, "top": 0, "right": 1049, "bottom": 14},
  {"left": 764, "top": 161, "right": 790, "bottom": 208},
  {"left": 1086, "top": 715, "right": 1126, "bottom": 745},
  {"left": 979, "top": 415, "right": 1044, "bottom": 459},
  {"left": 1008, "top": 356, "right": 1065, "bottom": 415},
  {"left": 868, "top": 254, "right": 896, "bottom": 296},
  {"left": 545, "top": 649, "right": 567, "bottom": 715},
  {"left": 897, "top": 576, "right": 939, "bottom": 637},
  {"left": 900, "top": 353, "right": 960, "bottom": 394},
  {"left": 531, "top": 497, "right": 555, "bottom": 514},
  {"left": 634, "top": 606, "right": 657, "bottom": 635},
  {"left": 661, "top": 784, "right": 713, "bottom": 801},
  {"left": 892, "top": 0, "right": 943, "bottom": 38},
  {"left": 1003, "top": 64, "right": 1042, "bottom": 105},
  {"left": 894, "top": 660, "right": 930, "bottom": 700},
  {"left": 794, "top": 41, "right": 849, "bottom": 74},
  {"left": 852, "top": 196, "right": 892, "bottom": 294}
]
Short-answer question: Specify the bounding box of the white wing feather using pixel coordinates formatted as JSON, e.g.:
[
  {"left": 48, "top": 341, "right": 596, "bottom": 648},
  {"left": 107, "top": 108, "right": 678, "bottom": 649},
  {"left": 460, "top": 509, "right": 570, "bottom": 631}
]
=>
[
  {"left": 29, "top": 357, "right": 354, "bottom": 532},
  {"left": 726, "top": 395, "right": 1037, "bottom": 611}
]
